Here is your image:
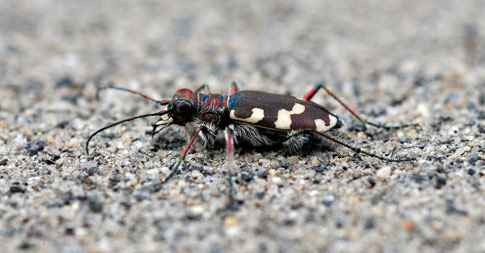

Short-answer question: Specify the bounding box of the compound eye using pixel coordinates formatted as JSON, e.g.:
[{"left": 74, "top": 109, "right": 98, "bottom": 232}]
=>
[{"left": 174, "top": 100, "right": 192, "bottom": 114}]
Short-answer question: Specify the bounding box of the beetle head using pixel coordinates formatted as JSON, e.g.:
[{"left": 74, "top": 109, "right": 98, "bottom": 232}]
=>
[{"left": 152, "top": 89, "right": 198, "bottom": 131}]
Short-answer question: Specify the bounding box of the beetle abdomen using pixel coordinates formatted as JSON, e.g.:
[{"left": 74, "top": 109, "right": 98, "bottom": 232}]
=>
[{"left": 228, "top": 91, "right": 342, "bottom": 133}]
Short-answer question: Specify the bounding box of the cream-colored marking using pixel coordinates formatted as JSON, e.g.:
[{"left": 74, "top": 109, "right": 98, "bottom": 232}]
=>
[
  {"left": 314, "top": 115, "right": 338, "bottom": 133},
  {"left": 155, "top": 116, "right": 173, "bottom": 125},
  {"left": 230, "top": 108, "right": 265, "bottom": 123},
  {"left": 274, "top": 103, "right": 305, "bottom": 129}
]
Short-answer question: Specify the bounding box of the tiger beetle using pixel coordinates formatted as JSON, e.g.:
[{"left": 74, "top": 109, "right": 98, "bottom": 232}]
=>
[{"left": 86, "top": 82, "right": 418, "bottom": 197}]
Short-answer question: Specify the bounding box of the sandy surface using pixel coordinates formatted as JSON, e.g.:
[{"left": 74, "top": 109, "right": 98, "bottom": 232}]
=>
[{"left": 1, "top": 0, "right": 484, "bottom": 252}]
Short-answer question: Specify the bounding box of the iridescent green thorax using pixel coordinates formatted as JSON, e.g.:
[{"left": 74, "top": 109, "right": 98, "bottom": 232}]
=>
[
  {"left": 172, "top": 89, "right": 198, "bottom": 105},
  {"left": 197, "top": 93, "right": 229, "bottom": 123}
]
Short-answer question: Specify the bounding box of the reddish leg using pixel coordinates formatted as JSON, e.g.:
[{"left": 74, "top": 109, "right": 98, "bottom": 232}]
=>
[
  {"left": 230, "top": 81, "right": 239, "bottom": 94},
  {"left": 297, "top": 83, "right": 417, "bottom": 162},
  {"left": 225, "top": 82, "right": 239, "bottom": 207},
  {"left": 286, "top": 129, "right": 413, "bottom": 162},
  {"left": 225, "top": 127, "right": 237, "bottom": 207},
  {"left": 302, "top": 84, "right": 320, "bottom": 101},
  {"left": 162, "top": 126, "right": 202, "bottom": 183},
  {"left": 303, "top": 82, "right": 419, "bottom": 130}
]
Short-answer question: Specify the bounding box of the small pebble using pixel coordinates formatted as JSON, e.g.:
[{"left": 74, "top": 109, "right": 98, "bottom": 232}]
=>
[
  {"left": 281, "top": 162, "right": 291, "bottom": 168},
  {"left": 9, "top": 181, "right": 26, "bottom": 194},
  {"left": 130, "top": 140, "right": 143, "bottom": 150},
  {"left": 190, "top": 170, "right": 203, "bottom": 180},
  {"left": 224, "top": 216, "right": 238, "bottom": 227},
  {"left": 448, "top": 125, "right": 459, "bottom": 136},
  {"left": 271, "top": 176, "right": 283, "bottom": 186},
  {"left": 66, "top": 141, "right": 81, "bottom": 149},
  {"left": 24, "top": 140, "right": 45, "bottom": 156},
  {"left": 187, "top": 205, "right": 204, "bottom": 218},
  {"left": 401, "top": 220, "right": 417, "bottom": 232},
  {"left": 258, "top": 159, "right": 271, "bottom": 167},
  {"left": 376, "top": 166, "right": 392, "bottom": 182},
  {"left": 87, "top": 195, "right": 103, "bottom": 213},
  {"left": 161, "top": 167, "right": 171, "bottom": 175},
  {"left": 322, "top": 195, "right": 335, "bottom": 207},
  {"left": 356, "top": 132, "right": 367, "bottom": 140},
  {"left": 71, "top": 118, "right": 86, "bottom": 131},
  {"left": 268, "top": 169, "right": 277, "bottom": 176},
  {"left": 314, "top": 166, "right": 328, "bottom": 173},
  {"left": 363, "top": 176, "right": 376, "bottom": 187}
]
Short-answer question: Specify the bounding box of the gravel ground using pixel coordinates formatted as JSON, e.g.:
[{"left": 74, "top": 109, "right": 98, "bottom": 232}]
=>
[{"left": 1, "top": 0, "right": 484, "bottom": 252}]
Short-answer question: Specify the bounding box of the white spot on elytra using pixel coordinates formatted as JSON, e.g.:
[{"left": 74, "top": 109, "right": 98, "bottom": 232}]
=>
[
  {"left": 314, "top": 115, "right": 338, "bottom": 133},
  {"left": 274, "top": 103, "right": 305, "bottom": 129},
  {"left": 230, "top": 108, "right": 265, "bottom": 123}
]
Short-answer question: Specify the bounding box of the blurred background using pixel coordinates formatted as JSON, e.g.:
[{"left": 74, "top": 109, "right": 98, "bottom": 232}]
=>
[{"left": 1, "top": 0, "right": 484, "bottom": 252}]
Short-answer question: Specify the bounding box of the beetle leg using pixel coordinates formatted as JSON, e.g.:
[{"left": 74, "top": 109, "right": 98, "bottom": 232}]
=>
[
  {"left": 305, "top": 82, "right": 419, "bottom": 130},
  {"left": 162, "top": 126, "right": 202, "bottom": 183},
  {"left": 230, "top": 81, "right": 239, "bottom": 94},
  {"left": 286, "top": 129, "right": 413, "bottom": 162},
  {"left": 194, "top": 84, "right": 211, "bottom": 94},
  {"left": 225, "top": 127, "right": 237, "bottom": 209},
  {"left": 302, "top": 83, "right": 322, "bottom": 101},
  {"left": 315, "top": 131, "right": 414, "bottom": 162}
]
